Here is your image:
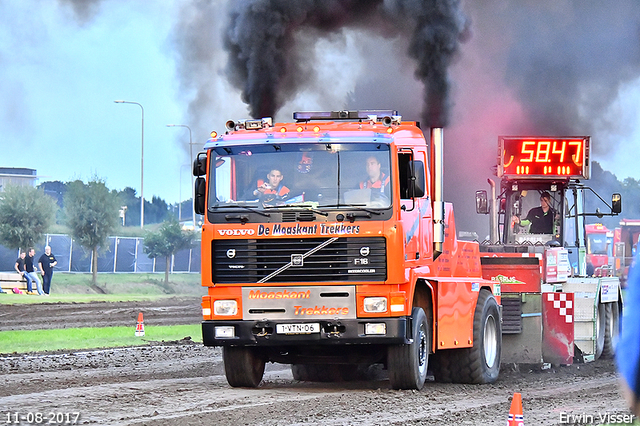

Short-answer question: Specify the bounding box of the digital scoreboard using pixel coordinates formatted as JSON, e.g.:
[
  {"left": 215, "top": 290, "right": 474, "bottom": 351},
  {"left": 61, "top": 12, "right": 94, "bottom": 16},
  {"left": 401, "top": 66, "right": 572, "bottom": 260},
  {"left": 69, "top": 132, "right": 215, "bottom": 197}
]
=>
[{"left": 498, "top": 136, "right": 590, "bottom": 179}]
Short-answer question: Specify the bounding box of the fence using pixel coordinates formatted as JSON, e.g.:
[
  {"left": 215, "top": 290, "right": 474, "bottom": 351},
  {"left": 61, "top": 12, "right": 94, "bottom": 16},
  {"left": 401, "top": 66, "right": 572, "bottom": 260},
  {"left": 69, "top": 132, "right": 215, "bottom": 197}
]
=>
[{"left": 0, "top": 234, "right": 201, "bottom": 274}]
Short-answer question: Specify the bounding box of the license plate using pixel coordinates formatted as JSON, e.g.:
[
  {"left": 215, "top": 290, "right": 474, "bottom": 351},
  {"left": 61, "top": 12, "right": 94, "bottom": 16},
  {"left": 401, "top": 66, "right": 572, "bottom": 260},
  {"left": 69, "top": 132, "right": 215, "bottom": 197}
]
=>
[{"left": 276, "top": 323, "right": 320, "bottom": 334}]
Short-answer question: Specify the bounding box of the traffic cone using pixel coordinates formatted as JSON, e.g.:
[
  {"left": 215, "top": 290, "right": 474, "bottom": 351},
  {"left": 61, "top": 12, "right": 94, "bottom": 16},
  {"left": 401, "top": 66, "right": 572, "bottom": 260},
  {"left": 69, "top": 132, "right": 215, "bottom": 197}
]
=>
[
  {"left": 507, "top": 392, "right": 524, "bottom": 426},
  {"left": 135, "top": 312, "right": 145, "bottom": 337}
]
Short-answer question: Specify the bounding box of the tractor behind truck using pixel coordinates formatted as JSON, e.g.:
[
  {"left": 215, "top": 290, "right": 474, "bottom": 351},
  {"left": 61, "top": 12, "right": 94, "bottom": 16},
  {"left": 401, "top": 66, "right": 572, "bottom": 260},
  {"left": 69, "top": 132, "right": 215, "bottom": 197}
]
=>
[
  {"left": 193, "top": 110, "right": 502, "bottom": 390},
  {"left": 476, "top": 136, "right": 622, "bottom": 364}
]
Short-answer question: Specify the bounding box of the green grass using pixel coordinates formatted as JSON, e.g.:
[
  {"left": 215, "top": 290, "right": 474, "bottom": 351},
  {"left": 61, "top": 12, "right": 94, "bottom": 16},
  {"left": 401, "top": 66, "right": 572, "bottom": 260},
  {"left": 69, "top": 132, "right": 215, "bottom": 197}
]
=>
[
  {"left": 0, "top": 324, "right": 202, "bottom": 354},
  {"left": 0, "top": 272, "right": 204, "bottom": 304}
]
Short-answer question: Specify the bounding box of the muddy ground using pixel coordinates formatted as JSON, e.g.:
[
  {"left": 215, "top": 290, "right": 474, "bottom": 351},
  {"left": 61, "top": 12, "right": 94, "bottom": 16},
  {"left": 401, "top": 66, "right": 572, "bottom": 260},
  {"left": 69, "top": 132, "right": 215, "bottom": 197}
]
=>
[{"left": 0, "top": 298, "right": 635, "bottom": 425}]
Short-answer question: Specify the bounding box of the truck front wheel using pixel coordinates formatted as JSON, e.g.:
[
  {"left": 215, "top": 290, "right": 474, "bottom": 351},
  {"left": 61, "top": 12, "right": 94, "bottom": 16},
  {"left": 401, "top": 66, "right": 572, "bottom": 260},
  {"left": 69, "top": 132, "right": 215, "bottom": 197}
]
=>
[
  {"left": 387, "top": 307, "right": 430, "bottom": 390},
  {"left": 222, "top": 346, "right": 266, "bottom": 388},
  {"left": 455, "top": 289, "right": 501, "bottom": 384}
]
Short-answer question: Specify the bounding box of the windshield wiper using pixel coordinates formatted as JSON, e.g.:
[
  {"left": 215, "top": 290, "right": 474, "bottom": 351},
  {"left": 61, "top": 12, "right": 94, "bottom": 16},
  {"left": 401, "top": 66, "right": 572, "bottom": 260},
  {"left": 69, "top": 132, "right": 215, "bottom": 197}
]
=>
[
  {"left": 317, "top": 203, "right": 384, "bottom": 215},
  {"left": 209, "top": 204, "right": 270, "bottom": 218},
  {"left": 263, "top": 205, "right": 329, "bottom": 216}
]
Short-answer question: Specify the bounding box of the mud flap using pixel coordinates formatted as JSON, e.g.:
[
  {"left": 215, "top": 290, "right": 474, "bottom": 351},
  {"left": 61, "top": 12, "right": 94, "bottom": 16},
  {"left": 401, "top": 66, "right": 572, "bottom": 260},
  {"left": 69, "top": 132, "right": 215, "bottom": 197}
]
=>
[{"left": 542, "top": 292, "right": 574, "bottom": 364}]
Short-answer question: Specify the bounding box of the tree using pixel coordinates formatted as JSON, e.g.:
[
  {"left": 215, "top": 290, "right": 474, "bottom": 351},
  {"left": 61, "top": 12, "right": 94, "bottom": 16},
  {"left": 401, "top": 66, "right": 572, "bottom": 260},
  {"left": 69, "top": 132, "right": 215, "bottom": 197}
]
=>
[
  {"left": 64, "top": 178, "right": 119, "bottom": 284},
  {"left": 144, "top": 218, "right": 195, "bottom": 283},
  {"left": 0, "top": 184, "right": 57, "bottom": 251}
]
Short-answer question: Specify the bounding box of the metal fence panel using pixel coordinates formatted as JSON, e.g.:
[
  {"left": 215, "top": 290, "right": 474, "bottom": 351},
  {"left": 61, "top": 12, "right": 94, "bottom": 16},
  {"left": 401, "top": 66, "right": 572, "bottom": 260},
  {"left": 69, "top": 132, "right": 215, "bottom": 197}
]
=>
[
  {"left": 0, "top": 245, "right": 18, "bottom": 271},
  {"left": 135, "top": 239, "right": 155, "bottom": 272},
  {"left": 1, "top": 234, "right": 201, "bottom": 274},
  {"left": 115, "top": 237, "right": 137, "bottom": 273},
  {"left": 45, "top": 234, "right": 72, "bottom": 272},
  {"left": 70, "top": 243, "right": 92, "bottom": 273}
]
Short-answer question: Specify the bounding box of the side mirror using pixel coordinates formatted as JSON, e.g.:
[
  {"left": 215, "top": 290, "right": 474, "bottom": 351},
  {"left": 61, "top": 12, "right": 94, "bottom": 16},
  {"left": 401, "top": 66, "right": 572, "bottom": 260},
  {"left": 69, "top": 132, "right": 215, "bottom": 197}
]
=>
[
  {"left": 612, "top": 193, "right": 622, "bottom": 214},
  {"left": 512, "top": 195, "right": 522, "bottom": 216},
  {"left": 193, "top": 152, "right": 207, "bottom": 177},
  {"left": 411, "top": 161, "right": 425, "bottom": 198},
  {"left": 475, "top": 190, "right": 489, "bottom": 214},
  {"left": 194, "top": 177, "right": 206, "bottom": 215}
]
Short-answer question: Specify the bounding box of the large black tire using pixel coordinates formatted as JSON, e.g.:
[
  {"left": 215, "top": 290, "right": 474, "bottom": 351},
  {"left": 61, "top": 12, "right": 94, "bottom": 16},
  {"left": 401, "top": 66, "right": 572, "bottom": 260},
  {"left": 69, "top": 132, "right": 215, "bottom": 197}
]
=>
[
  {"left": 452, "top": 289, "right": 501, "bottom": 384},
  {"left": 387, "top": 307, "right": 430, "bottom": 390},
  {"left": 222, "top": 346, "right": 266, "bottom": 388},
  {"left": 595, "top": 298, "right": 606, "bottom": 360},
  {"left": 602, "top": 301, "right": 620, "bottom": 358}
]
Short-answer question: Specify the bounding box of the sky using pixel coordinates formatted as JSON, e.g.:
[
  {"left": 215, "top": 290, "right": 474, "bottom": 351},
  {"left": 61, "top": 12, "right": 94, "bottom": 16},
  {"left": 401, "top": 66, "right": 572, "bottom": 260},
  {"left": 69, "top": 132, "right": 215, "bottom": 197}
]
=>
[{"left": 1, "top": 0, "right": 640, "bottom": 220}]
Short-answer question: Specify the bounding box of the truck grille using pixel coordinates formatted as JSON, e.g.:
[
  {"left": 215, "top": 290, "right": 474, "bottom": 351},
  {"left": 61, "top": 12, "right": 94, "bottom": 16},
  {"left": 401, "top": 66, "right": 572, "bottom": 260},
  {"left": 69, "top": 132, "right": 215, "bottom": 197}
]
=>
[{"left": 212, "top": 237, "right": 386, "bottom": 283}]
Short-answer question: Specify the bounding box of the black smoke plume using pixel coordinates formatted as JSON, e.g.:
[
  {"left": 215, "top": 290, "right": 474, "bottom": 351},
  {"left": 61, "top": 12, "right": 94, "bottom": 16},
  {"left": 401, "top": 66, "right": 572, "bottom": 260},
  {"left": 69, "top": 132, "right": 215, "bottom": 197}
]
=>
[{"left": 223, "top": 0, "right": 468, "bottom": 127}]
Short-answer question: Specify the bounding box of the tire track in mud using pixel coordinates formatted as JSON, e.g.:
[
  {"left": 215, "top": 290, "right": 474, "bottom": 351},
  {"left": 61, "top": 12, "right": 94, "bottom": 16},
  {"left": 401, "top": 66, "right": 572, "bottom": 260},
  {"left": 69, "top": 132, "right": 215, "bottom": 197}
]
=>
[{"left": 0, "top": 345, "right": 631, "bottom": 426}]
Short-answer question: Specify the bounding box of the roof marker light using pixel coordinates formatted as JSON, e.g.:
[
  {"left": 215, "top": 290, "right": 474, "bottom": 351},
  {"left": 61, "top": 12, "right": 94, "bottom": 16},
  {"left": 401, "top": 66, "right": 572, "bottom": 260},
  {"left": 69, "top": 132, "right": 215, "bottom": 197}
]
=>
[
  {"left": 280, "top": 127, "right": 286, "bottom": 133},
  {"left": 313, "top": 126, "right": 320, "bottom": 132},
  {"left": 296, "top": 126, "right": 304, "bottom": 132},
  {"left": 210, "top": 131, "right": 218, "bottom": 138}
]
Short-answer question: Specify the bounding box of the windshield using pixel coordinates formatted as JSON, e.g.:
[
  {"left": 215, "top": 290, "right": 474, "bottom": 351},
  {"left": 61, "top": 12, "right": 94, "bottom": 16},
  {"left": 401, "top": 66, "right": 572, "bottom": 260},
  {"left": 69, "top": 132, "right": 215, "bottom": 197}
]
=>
[
  {"left": 507, "top": 187, "right": 563, "bottom": 244},
  {"left": 209, "top": 143, "right": 391, "bottom": 210},
  {"left": 587, "top": 233, "right": 608, "bottom": 255}
]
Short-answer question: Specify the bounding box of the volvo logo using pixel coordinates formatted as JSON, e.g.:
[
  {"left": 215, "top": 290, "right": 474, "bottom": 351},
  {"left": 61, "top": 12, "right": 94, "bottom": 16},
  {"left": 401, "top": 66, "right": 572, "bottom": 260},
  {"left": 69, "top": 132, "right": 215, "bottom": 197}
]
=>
[
  {"left": 291, "top": 254, "right": 304, "bottom": 266},
  {"left": 360, "top": 247, "right": 370, "bottom": 257},
  {"left": 226, "top": 249, "right": 236, "bottom": 259}
]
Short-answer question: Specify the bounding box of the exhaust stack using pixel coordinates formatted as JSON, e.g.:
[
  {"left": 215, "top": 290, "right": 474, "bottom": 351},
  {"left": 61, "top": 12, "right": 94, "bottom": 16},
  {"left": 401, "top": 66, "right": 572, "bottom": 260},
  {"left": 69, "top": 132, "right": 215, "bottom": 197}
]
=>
[
  {"left": 431, "top": 128, "right": 444, "bottom": 260},
  {"left": 488, "top": 178, "right": 499, "bottom": 243}
]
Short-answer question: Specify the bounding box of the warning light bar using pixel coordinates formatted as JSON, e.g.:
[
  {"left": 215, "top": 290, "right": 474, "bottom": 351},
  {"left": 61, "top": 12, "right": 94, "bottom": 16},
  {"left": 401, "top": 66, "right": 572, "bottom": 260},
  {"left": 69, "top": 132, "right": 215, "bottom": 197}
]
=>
[
  {"left": 293, "top": 110, "right": 400, "bottom": 123},
  {"left": 498, "top": 136, "right": 590, "bottom": 179}
]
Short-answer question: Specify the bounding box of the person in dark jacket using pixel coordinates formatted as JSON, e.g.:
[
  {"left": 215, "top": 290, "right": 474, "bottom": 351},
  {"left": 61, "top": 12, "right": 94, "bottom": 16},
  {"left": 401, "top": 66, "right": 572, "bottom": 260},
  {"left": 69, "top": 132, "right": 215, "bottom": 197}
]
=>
[
  {"left": 512, "top": 191, "right": 556, "bottom": 234},
  {"left": 14, "top": 251, "right": 34, "bottom": 293},
  {"left": 25, "top": 248, "right": 44, "bottom": 295},
  {"left": 38, "top": 245, "right": 57, "bottom": 296}
]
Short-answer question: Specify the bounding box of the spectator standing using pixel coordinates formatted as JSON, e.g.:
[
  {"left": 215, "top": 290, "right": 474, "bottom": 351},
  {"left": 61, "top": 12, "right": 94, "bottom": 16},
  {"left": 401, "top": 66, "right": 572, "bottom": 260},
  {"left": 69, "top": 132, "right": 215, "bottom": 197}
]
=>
[
  {"left": 25, "top": 247, "right": 44, "bottom": 295},
  {"left": 14, "top": 251, "right": 34, "bottom": 293},
  {"left": 38, "top": 245, "right": 57, "bottom": 296}
]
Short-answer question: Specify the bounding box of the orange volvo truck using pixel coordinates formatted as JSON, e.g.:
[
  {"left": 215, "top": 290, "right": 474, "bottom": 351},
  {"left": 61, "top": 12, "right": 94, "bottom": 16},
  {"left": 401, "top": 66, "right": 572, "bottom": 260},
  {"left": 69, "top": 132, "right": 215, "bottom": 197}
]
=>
[{"left": 193, "top": 110, "right": 502, "bottom": 389}]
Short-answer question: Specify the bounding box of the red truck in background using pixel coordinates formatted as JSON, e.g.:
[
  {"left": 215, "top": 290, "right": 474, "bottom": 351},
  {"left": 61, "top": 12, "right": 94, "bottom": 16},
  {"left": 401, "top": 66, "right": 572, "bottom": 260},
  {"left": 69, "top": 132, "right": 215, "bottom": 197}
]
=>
[
  {"left": 585, "top": 223, "right": 614, "bottom": 277},
  {"left": 614, "top": 219, "right": 640, "bottom": 286}
]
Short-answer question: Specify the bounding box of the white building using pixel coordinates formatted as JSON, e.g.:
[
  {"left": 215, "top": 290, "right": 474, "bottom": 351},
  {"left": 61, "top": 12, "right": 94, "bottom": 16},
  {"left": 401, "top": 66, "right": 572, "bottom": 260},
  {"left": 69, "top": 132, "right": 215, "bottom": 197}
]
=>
[{"left": 0, "top": 168, "right": 37, "bottom": 192}]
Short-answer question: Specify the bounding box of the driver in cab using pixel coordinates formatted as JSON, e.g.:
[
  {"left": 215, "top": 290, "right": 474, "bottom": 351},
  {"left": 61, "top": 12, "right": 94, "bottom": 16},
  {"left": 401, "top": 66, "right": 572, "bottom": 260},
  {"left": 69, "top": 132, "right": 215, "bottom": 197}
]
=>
[
  {"left": 252, "top": 168, "right": 290, "bottom": 203},
  {"left": 512, "top": 191, "right": 556, "bottom": 234}
]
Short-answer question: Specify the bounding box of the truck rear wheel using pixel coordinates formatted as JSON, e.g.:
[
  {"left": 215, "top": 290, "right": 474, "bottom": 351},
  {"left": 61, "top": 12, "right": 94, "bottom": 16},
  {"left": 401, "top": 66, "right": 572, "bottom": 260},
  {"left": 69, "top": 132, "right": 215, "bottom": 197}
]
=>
[
  {"left": 453, "top": 289, "right": 501, "bottom": 384},
  {"left": 602, "top": 301, "right": 620, "bottom": 358},
  {"left": 222, "top": 346, "right": 266, "bottom": 388},
  {"left": 387, "top": 307, "right": 429, "bottom": 390}
]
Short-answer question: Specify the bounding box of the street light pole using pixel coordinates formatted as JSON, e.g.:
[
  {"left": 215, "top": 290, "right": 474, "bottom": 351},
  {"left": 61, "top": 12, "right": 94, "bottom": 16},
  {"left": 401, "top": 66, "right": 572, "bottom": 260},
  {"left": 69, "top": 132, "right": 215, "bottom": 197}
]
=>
[
  {"left": 114, "top": 100, "right": 145, "bottom": 228},
  {"left": 167, "top": 124, "right": 195, "bottom": 225}
]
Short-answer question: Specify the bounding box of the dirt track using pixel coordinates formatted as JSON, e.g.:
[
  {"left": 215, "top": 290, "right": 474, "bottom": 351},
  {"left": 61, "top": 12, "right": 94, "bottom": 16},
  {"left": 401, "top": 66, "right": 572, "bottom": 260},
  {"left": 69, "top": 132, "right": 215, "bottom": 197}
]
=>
[{"left": 0, "top": 299, "right": 634, "bottom": 425}]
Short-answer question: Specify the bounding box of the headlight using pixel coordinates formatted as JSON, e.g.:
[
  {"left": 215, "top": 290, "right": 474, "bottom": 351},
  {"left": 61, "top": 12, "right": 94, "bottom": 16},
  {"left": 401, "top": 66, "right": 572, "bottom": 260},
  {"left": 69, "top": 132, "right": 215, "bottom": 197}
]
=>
[
  {"left": 213, "top": 300, "right": 238, "bottom": 316},
  {"left": 363, "top": 297, "right": 387, "bottom": 313}
]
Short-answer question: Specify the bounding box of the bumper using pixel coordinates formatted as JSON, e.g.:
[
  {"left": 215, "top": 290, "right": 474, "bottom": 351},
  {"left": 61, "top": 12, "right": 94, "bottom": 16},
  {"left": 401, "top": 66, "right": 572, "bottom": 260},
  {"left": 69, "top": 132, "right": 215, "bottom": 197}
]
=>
[{"left": 202, "top": 317, "right": 409, "bottom": 347}]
